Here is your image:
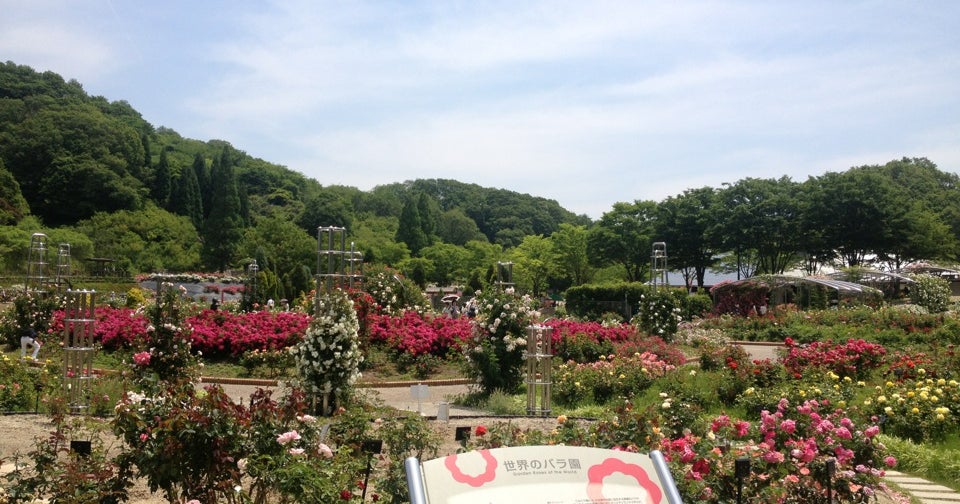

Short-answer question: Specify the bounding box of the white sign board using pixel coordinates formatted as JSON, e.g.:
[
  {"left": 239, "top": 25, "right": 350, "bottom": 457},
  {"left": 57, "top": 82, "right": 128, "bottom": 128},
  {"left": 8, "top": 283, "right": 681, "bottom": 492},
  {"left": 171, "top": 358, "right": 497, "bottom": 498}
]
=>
[
  {"left": 410, "top": 384, "right": 430, "bottom": 400},
  {"left": 406, "top": 445, "right": 682, "bottom": 504}
]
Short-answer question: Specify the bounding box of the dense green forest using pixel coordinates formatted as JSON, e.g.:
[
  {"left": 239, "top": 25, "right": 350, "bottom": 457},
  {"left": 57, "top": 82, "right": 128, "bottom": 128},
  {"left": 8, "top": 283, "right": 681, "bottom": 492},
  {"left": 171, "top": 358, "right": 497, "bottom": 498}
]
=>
[{"left": 2, "top": 61, "right": 960, "bottom": 302}]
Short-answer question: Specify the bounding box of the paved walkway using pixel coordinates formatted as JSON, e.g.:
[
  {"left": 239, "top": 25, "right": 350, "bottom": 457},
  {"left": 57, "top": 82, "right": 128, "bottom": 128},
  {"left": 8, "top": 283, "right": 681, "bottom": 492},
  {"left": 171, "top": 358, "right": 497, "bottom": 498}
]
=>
[
  {"left": 885, "top": 471, "right": 960, "bottom": 504},
  {"left": 207, "top": 378, "right": 484, "bottom": 418}
]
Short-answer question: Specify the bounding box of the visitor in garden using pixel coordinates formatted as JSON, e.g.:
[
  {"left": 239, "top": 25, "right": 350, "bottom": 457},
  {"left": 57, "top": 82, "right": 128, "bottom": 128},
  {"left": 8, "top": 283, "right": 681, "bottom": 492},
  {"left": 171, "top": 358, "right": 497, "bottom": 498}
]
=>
[
  {"left": 443, "top": 300, "right": 460, "bottom": 319},
  {"left": 210, "top": 298, "right": 220, "bottom": 311},
  {"left": 20, "top": 327, "right": 41, "bottom": 359}
]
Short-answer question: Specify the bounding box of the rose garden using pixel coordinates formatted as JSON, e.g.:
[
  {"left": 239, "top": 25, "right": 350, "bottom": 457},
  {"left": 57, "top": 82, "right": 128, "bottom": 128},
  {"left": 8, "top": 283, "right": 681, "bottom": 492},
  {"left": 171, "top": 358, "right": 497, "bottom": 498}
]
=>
[{"left": 1, "top": 268, "right": 959, "bottom": 503}]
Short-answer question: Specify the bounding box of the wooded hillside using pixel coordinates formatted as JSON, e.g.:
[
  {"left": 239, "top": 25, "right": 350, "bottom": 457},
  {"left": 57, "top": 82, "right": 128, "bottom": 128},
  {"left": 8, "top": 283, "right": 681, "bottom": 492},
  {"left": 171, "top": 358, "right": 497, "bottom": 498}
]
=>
[{"left": 3, "top": 61, "right": 960, "bottom": 303}]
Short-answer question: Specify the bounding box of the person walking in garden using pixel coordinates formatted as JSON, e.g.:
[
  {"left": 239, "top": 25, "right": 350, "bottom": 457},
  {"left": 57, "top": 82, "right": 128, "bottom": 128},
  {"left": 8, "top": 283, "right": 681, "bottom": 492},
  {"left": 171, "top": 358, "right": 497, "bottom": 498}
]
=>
[{"left": 20, "top": 327, "right": 41, "bottom": 359}]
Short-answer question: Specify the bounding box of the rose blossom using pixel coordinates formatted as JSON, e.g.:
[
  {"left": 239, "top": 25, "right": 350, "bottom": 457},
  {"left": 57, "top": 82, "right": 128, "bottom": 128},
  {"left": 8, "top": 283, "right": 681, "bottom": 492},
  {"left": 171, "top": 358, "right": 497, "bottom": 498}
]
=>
[
  {"left": 318, "top": 443, "right": 334, "bottom": 459},
  {"left": 277, "top": 430, "right": 301, "bottom": 445},
  {"left": 133, "top": 351, "right": 151, "bottom": 366}
]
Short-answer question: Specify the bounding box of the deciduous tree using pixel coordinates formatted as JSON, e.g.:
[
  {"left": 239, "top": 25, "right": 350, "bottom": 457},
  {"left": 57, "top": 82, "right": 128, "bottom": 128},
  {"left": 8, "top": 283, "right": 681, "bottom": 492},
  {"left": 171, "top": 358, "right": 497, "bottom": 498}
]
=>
[
  {"left": 550, "top": 223, "right": 592, "bottom": 286},
  {"left": 656, "top": 187, "right": 720, "bottom": 289},
  {"left": 587, "top": 201, "right": 658, "bottom": 282}
]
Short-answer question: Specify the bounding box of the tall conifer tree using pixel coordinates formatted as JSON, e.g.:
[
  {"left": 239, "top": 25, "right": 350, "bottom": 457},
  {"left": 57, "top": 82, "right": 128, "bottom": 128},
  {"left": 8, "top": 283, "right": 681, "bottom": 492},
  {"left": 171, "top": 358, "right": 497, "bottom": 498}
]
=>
[
  {"left": 395, "top": 198, "right": 429, "bottom": 255},
  {"left": 193, "top": 153, "right": 212, "bottom": 218},
  {"left": 168, "top": 155, "right": 204, "bottom": 229},
  {"left": 201, "top": 146, "right": 244, "bottom": 271},
  {"left": 152, "top": 149, "right": 172, "bottom": 206}
]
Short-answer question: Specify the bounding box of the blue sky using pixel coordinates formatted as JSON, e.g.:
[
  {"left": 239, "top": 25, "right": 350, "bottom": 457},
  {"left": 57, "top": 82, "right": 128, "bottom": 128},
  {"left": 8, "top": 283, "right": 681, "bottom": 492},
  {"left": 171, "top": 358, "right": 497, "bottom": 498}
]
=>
[{"left": 2, "top": 1, "right": 959, "bottom": 219}]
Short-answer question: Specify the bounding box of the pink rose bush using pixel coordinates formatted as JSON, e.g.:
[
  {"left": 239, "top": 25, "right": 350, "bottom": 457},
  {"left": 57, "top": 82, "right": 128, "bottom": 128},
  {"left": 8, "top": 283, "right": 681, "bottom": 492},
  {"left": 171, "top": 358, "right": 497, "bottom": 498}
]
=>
[
  {"left": 49, "top": 306, "right": 311, "bottom": 358},
  {"left": 662, "top": 399, "right": 893, "bottom": 503},
  {"left": 187, "top": 309, "right": 310, "bottom": 357},
  {"left": 781, "top": 338, "right": 887, "bottom": 380},
  {"left": 367, "top": 310, "right": 472, "bottom": 358},
  {"left": 545, "top": 318, "right": 688, "bottom": 366}
]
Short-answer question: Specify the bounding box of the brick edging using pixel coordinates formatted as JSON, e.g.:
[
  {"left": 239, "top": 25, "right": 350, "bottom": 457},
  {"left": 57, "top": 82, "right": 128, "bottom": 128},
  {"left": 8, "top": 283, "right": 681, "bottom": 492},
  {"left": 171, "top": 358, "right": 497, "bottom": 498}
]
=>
[{"left": 198, "top": 376, "right": 474, "bottom": 388}]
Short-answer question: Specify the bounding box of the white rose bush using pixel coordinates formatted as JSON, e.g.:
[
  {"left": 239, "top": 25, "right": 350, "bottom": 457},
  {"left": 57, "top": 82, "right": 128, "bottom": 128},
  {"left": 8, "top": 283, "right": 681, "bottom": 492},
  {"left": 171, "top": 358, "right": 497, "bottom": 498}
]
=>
[
  {"left": 462, "top": 287, "right": 539, "bottom": 394},
  {"left": 291, "top": 288, "right": 363, "bottom": 414},
  {"left": 636, "top": 289, "right": 683, "bottom": 342}
]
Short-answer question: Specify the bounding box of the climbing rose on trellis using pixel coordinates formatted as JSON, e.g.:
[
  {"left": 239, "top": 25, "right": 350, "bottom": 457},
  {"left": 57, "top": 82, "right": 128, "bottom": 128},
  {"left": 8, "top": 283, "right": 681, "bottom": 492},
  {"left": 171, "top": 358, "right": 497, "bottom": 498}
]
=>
[{"left": 290, "top": 289, "right": 363, "bottom": 412}]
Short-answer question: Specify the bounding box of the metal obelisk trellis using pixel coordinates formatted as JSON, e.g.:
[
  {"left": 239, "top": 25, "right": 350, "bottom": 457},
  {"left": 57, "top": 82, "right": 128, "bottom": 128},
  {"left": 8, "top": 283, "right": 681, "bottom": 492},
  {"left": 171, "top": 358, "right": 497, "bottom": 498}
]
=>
[
  {"left": 248, "top": 259, "right": 259, "bottom": 305},
  {"left": 316, "top": 226, "right": 364, "bottom": 295},
  {"left": 56, "top": 243, "right": 71, "bottom": 293},
  {"left": 25, "top": 233, "right": 49, "bottom": 295},
  {"left": 62, "top": 289, "right": 97, "bottom": 412},
  {"left": 651, "top": 242, "right": 668, "bottom": 291},
  {"left": 494, "top": 261, "right": 514, "bottom": 292},
  {"left": 524, "top": 324, "right": 553, "bottom": 416},
  {"left": 313, "top": 226, "right": 363, "bottom": 415}
]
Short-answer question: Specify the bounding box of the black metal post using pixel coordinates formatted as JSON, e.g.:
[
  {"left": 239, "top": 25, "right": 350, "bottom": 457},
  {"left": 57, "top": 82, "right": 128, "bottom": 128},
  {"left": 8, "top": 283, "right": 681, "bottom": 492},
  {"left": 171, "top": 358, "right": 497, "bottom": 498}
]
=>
[
  {"left": 735, "top": 456, "right": 751, "bottom": 504},
  {"left": 455, "top": 426, "right": 471, "bottom": 451},
  {"left": 361, "top": 439, "right": 382, "bottom": 501},
  {"left": 34, "top": 382, "right": 43, "bottom": 413},
  {"left": 826, "top": 458, "right": 836, "bottom": 504}
]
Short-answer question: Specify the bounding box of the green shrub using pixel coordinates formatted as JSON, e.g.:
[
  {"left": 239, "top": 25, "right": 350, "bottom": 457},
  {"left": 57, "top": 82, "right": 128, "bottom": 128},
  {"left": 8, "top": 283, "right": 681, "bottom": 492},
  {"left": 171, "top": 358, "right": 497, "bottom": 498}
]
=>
[
  {"left": 552, "top": 331, "right": 615, "bottom": 363},
  {"left": 564, "top": 282, "right": 649, "bottom": 320},
  {"left": 376, "top": 412, "right": 441, "bottom": 503},
  {"left": 928, "top": 317, "right": 960, "bottom": 345},
  {"left": 124, "top": 287, "right": 146, "bottom": 308},
  {"left": 485, "top": 389, "right": 526, "bottom": 415},
  {"left": 553, "top": 352, "right": 677, "bottom": 407},
  {"left": 680, "top": 292, "right": 713, "bottom": 319}
]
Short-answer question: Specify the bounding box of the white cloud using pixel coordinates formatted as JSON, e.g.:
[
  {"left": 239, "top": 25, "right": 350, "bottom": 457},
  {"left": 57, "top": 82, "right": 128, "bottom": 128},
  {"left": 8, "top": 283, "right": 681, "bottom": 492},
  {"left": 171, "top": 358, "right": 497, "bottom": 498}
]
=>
[
  {"left": 0, "top": 21, "right": 117, "bottom": 85},
  {"left": 3, "top": 0, "right": 959, "bottom": 219}
]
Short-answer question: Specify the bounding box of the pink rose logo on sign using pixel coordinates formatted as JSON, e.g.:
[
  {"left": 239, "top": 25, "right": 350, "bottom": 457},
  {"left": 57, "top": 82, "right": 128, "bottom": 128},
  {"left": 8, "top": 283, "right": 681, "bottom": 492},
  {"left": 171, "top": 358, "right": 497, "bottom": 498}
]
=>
[
  {"left": 587, "top": 458, "right": 662, "bottom": 504},
  {"left": 444, "top": 450, "right": 499, "bottom": 487}
]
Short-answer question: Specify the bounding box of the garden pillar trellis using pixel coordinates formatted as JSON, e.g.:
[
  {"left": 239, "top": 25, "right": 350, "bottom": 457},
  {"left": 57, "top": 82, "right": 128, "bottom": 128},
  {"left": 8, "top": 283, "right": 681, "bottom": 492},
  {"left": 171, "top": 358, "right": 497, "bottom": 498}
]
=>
[
  {"left": 62, "top": 289, "right": 97, "bottom": 412},
  {"left": 312, "top": 225, "right": 364, "bottom": 415},
  {"left": 316, "top": 226, "right": 363, "bottom": 294},
  {"left": 495, "top": 261, "right": 514, "bottom": 291},
  {"left": 55, "top": 243, "right": 71, "bottom": 293},
  {"left": 651, "top": 241, "right": 667, "bottom": 291},
  {"left": 524, "top": 324, "right": 553, "bottom": 416},
  {"left": 248, "top": 259, "right": 259, "bottom": 305},
  {"left": 25, "top": 232, "right": 49, "bottom": 295}
]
